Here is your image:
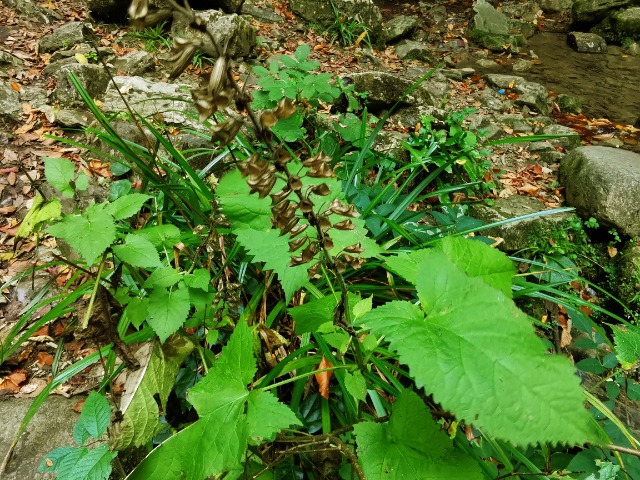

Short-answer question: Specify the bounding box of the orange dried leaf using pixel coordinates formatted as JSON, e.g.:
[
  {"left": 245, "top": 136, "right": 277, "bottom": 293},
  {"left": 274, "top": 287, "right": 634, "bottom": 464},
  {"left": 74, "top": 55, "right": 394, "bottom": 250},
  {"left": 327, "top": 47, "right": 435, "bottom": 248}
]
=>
[
  {"left": 0, "top": 378, "right": 20, "bottom": 393},
  {"left": 607, "top": 245, "right": 618, "bottom": 258},
  {"left": 315, "top": 356, "right": 333, "bottom": 399},
  {"left": 37, "top": 352, "right": 54, "bottom": 366},
  {"left": 8, "top": 369, "right": 27, "bottom": 385}
]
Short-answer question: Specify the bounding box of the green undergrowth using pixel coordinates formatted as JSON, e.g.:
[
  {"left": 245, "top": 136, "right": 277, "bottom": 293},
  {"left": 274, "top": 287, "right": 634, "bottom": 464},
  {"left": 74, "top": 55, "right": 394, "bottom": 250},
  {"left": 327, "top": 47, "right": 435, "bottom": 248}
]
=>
[{"left": 4, "top": 10, "right": 640, "bottom": 479}]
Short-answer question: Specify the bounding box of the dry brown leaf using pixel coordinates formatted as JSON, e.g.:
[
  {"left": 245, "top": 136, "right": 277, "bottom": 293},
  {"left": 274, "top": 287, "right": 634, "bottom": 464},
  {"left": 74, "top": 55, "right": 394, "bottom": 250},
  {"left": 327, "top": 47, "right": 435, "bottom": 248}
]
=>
[
  {"left": 607, "top": 245, "right": 618, "bottom": 258},
  {"left": 315, "top": 356, "right": 333, "bottom": 399},
  {"left": 37, "top": 351, "right": 54, "bottom": 366},
  {"left": 0, "top": 378, "right": 20, "bottom": 393}
]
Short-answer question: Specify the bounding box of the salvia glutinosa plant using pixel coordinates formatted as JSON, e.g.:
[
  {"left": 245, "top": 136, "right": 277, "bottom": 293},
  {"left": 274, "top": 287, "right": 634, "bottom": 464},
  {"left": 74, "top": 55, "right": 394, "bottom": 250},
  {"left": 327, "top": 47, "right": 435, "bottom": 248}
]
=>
[{"left": 129, "top": 0, "right": 368, "bottom": 322}]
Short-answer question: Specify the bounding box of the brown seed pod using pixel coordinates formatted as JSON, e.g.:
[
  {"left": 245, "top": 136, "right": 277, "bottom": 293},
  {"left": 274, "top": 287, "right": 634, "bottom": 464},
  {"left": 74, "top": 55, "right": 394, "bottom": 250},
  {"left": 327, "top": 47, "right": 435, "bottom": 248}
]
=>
[
  {"left": 309, "top": 183, "right": 331, "bottom": 196},
  {"left": 260, "top": 111, "right": 278, "bottom": 129},
  {"left": 289, "top": 223, "right": 309, "bottom": 237},
  {"left": 333, "top": 219, "right": 355, "bottom": 230},
  {"left": 273, "top": 98, "right": 297, "bottom": 119},
  {"left": 208, "top": 55, "right": 228, "bottom": 96}
]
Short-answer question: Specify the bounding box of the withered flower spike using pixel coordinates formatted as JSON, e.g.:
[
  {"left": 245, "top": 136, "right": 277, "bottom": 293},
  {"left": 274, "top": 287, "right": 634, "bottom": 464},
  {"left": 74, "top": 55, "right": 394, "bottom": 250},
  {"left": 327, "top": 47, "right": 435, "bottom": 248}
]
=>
[
  {"left": 288, "top": 175, "right": 303, "bottom": 192},
  {"left": 167, "top": 37, "right": 199, "bottom": 79},
  {"left": 344, "top": 243, "right": 363, "bottom": 254},
  {"left": 288, "top": 236, "right": 308, "bottom": 252},
  {"left": 289, "top": 223, "right": 309, "bottom": 237},
  {"left": 301, "top": 242, "right": 318, "bottom": 263},
  {"left": 270, "top": 188, "right": 292, "bottom": 205},
  {"left": 211, "top": 119, "right": 243, "bottom": 146},
  {"left": 334, "top": 259, "right": 346, "bottom": 273},
  {"left": 307, "top": 262, "right": 321, "bottom": 279},
  {"left": 208, "top": 56, "right": 228, "bottom": 96},
  {"left": 333, "top": 219, "right": 355, "bottom": 230},
  {"left": 274, "top": 97, "right": 297, "bottom": 119},
  {"left": 317, "top": 216, "right": 332, "bottom": 233},
  {"left": 322, "top": 236, "right": 334, "bottom": 250},
  {"left": 274, "top": 148, "right": 291, "bottom": 167},
  {"left": 309, "top": 183, "right": 331, "bottom": 196},
  {"left": 299, "top": 198, "right": 314, "bottom": 213},
  {"left": 280, "top": 216, "right": 300, "bottom": 235},
  {"left": 260, "top": 111, "right": 278, "bottom": 129},
  {"left": 128, "top": 0, "right": 149, "bottom": 21},
  {"left": 191, "top": 88, "right": 217, "bottom": 122},
  {"left": 289, "top": 255, "right": 305, "bottom": 267}
]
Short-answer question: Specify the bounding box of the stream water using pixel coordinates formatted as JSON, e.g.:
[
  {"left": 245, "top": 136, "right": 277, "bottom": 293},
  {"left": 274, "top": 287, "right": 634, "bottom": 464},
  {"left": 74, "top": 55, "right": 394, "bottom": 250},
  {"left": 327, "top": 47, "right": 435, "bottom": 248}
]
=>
[{"left": 519, "top": 32, "right": 640, "bottom": 126}]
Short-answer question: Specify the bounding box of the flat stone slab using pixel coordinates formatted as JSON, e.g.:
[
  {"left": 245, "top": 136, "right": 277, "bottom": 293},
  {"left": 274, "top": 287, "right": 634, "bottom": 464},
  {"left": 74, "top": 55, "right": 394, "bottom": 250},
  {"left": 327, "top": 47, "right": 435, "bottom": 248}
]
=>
[
  {"left": 559, "top": 146, "right": 640, "bottom": 236},
  {"left": 0, "top": 396, "right": 81, "bottom": 479}
]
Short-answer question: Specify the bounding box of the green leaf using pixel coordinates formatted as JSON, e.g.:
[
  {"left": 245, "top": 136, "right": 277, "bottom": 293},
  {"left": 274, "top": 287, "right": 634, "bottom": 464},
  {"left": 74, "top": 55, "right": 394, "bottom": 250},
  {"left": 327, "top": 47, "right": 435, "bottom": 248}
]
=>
[
  {"left": 385, "top": 236, "right": 514, "bottom": 296},
  {"left": 358, "top": 245, "right": 599, "bottom": 446},
  {"left": 16, "top": 194, "right": 62, "bottom": 239},
  {"left": 45, "top": 157, "right": 76, "bottom": 197},
  {"left": 73, "top": 392, "right": 111, "bottom": 445},
  {"left": 104, "top": 193, "right": 151, "bottom": 220},
  {"left": 184, "top": 268, "right": 210, "bottom": 290},
  {"left": 135, "top": 224, "right": 181, "bottom": 249},
  {"left": 40, "top": 445, "right": 115, "bottom": 480},
  {"left": 295, "top": 43, "right": 311, "bottom": 60},
  {"left": 612, "top": 324, "right": 640, "bottom": 369},
  {"left": 144, "top": 267, "right": 183, "bottom": 288},
  {"left": 147, "top": 283, "right": 191, "bottom": 343},
  {"left": 289, "top": 293, "right": 339, "bottom": 334},
  {"left": 127, "top": 322, "right": 301, "bottom": 480},
  {"left": 123, "top": 297, "right": 150, "bottom": 329},
  {"left": 109, "top": 335, "right": 194, "bottom": 450},
  {"left": 75, "top": 173, "right": 89, "bottom": 192},
  {"left": 272, "top": 113, "right": 305, "bottom": 143},
  {"left": 113, "top": 234, "right": 162, "bottom": 268},
  {"left": 354, "top": 390, "right": 483, "bottom": 479},
  {"left": 344, "top": 371, "right": 367, "bottom": 403},
  {"left": 235, "top": 228, "right": 309, "bottom": 304},
  {"left": 47, "top": 203, "right": 116, "bottom": 265}
]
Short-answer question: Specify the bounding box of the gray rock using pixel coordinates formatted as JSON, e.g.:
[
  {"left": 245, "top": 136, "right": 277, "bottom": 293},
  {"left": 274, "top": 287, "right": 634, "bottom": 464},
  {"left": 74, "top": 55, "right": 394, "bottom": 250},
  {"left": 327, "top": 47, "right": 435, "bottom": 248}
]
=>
[
  {"left": 114, "top": 50, "right": 156, "bottom": 76},
  {"left": 172, "top": 10, "right": 256, "bottom": 58},
  {"left": 102, "top": 76, "right": 195, "bottom": 126},
  {"left": 470, "top": 195, "right": 573, "bottom": 251},
  {"left": 473, "top": 0, "right": 510, "bottom": 35},
  {"left": 19, "top": 85, "right": 49, "bottom": 112},
  {"left": 0, "top": 396, "right": 81, "bottom": 480},
  {"left": 394, "top": 40, "right": 436, "bottom": 64},
  {"left": 512, "top": 58, "right": 532, "bottom": 72},
  {"left": 347, "top": 71, "right": 435, "bottom": 112},
  {"left": 241, "top": 1, "right": 284, "bottom": 23},
  {"left": 52, "top": 64, "right": 111, "bottom": 107},
  {"left": 217, "top": 0, "right": 246, "bottom": 13},
  {"left": 559, "top": 146, "right": 640, "bottom": 236},
  {"left": 567, "top": 31, "right": 607, "bottom": 53},
  {"left": 540, "top": 123, "right": 582, "bottom": 150},
  {"left": 55, "top": 109, "right": 94, "bottom": 128},
  {"left": 572, "top": 0, "right": 631, "bottom": 26},
  {"left": 49, "top": 45, "right": 115, "bottom": 64},
  {"left": 615, "top": 244, "right": 640, "bottom": 309},
  {"left": 38, "top": 22, "right": 96, "bottom": 54},
  {"left": 2, "top": 0, "right": 62, "bottom": 22},
  {"left": 382, "top": 15, "right": 419, "bottom": 44},
  {"left": 555, "top": 94, "right": 583, "bottom": 114},
  {"left": 539, "top": 0, "right": 574, "bottom": 14},
  {"left": 485, "top": 74, "right": 551, "bottom": 114},
  {"left": 289, "top": 0, "right": 383, "bottom": 41},
  {"left": 527, "top": 140, "right": 565, "bottom": 164},
  {"left": 480, "top": 91, "right": 511, "bottom": 112},
  {"left": 610, "top": 7, "right": 640, "bottom": 39},
  {"left": 0, "top": 51, "right": 24, "bottom": 70},
  {"left": 0, "top": 82, "right": 22, "bottom": 122}
]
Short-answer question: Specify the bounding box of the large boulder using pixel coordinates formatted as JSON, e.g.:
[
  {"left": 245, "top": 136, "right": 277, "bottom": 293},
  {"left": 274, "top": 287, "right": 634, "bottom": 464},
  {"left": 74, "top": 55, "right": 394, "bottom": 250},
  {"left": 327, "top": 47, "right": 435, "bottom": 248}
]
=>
[
  {"left": 289, "top": 0, "right": 382, "bottom": 41},
  {"left": 381, "top": 15, "right": 419, "bottom": 44},
  {"left": 470, "top": 195, "right": 574, "bottom": 251},
  {"left": 52, "top": 64, "right": 111, "bottom": 107},
  {"left": 484, "top": 74, "right": 551, "bottom": 115},
  {"left": 615, "top": 244, "right": 640, "bottom": 310},
  {"left": 572, "top": 0, "right": 631, "bottom": 27},
  {"left": 101, "top": 76, "right": 195, "bottom": 126},
  {"left": 345, "top": 71, "right": 435, "bottom": 113},
  {"left": 38, "top": 22, "right": 96, "bottom": 53},
  {"left": 559, "top": 146, "right": 640, "bottom": 237},
  {"left": 469, "top": 0, "right": 526, "bottom": 51},
  {"left": 592, "top": 6, "right": 640, "bottom": 43},
  {"left": 0, "top": 82, "right": 22, "bottom": 122},
  {"left": 172, "top": 10, "right": 256, "bottom": 58}
]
